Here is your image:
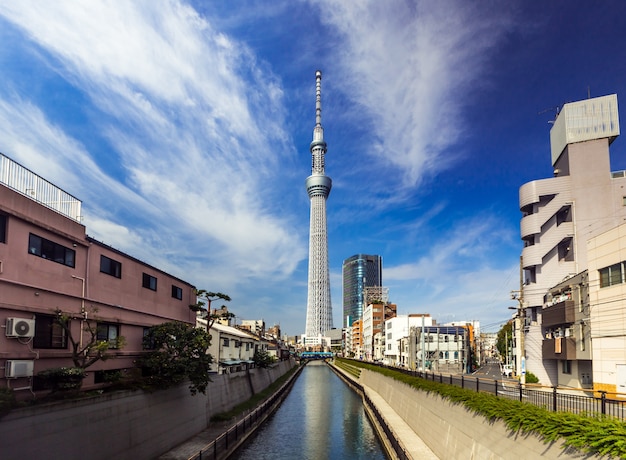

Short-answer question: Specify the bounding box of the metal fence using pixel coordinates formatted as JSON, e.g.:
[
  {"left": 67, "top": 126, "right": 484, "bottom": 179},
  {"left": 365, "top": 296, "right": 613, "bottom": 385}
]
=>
[
  {"left": 390, "top": 365, "right": 626, "bottom": 420},
  {"left": 0, "top": 152, "right": 82, "bottom": 222},
  {"left": 189, "top": 366, "right": 302, "bottom": 460}
]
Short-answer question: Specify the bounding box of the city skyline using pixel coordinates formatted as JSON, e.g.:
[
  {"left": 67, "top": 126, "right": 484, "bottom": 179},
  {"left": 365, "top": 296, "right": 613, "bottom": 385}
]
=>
[{"left": 1, "top": 2, "right": 626, "bottom": 335}]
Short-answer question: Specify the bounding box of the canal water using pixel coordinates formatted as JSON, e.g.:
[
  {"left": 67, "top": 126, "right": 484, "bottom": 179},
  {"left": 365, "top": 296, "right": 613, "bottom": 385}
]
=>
[{"left": 232, "top": 361, "right": 387, "bottom": 459}]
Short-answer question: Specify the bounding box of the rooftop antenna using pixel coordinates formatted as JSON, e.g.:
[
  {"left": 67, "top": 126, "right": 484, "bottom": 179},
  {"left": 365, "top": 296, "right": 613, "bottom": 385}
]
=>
[{"left": 538, "top": 106, "right": 561, "bottom": 124}]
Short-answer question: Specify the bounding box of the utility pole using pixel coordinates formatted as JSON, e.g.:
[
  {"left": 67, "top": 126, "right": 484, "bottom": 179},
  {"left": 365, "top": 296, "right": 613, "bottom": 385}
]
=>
[{"left": 511, "top": 255, "right": 526, "bottom": 386}]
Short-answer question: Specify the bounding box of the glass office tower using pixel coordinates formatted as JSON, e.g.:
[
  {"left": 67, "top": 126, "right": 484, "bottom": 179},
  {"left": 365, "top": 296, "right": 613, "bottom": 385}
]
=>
[{"left": 342, "top": 254, "right": 382, "bottom": 327}]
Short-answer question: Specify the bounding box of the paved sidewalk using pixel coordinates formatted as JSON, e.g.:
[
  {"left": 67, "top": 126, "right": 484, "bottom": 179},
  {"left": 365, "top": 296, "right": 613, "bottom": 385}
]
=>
[
  {"left": 157, "top": 418, "right": 234, "bottom": 460},
  {"left": 363, "top": 386, "right": 438, "bottom": 459}
]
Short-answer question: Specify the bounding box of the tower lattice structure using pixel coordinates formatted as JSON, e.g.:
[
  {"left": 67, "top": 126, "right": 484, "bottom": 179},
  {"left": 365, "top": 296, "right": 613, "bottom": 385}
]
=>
[{"left": 305, "top": 70, "right": 333, "bottom": 338}]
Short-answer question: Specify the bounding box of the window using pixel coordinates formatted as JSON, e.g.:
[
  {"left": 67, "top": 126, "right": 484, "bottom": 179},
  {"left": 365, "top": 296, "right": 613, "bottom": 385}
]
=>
[
  {"left": 28, "top": 233, "right": 75, "bottom": 267},
  {"left": 0, "top": 213, "right": 6, "bottom": 243},
  {"left": 97, "top": 323, "right": 120, "bottom": 349},
  {"left": 223, "top": 338, "right": 230, "bottom": 347},
  {"left": 100, "top": 255, "right": 122, "bottom": 278},
  {"left": 562, "top": 360, "right": 572, "bottom": 374},
  {"left": 557, "top": 238, "right": 574, "bottom": 262},
  {"left": 171, "top": 285, "right": 183, "bottom": 300},
  {"left": 33, "top": 315, "right": 67, "bottom": 349},
  {"left": 600, "top": 262, "right": 624, "bottom": 288},
  {"left": 142, "top": 273, "right": 157, "bottom": 291}
]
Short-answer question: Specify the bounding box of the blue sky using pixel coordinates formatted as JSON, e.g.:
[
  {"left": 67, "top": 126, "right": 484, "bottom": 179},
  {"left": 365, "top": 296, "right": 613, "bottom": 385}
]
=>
[{"left": 2, "top": 1, "right": 626, "bottom": 336}]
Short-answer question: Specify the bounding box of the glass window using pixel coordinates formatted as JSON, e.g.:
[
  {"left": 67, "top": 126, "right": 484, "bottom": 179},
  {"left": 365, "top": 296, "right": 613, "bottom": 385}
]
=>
[
  {"left": 171, "top": 285, "right": 183, "bottom": 300},
  {"left": 97, "top": 323, "right": 120, "bottom": 349},
  {"left": 28, "top": 233, "right": 76, "bottom": 268},
  {"left": 223, "top": 338, "right": 230, "bottom": 347},
  {"left": 600, "top": 263, "right": 623, "bottom": 288},
  {"left": 100, "top": 255, "right": 122, "bottom": 278},
  {"left": 0, "top": 213, "right": 6, "bottom": 243},
  {"left": 33, "top": 315, "right": 67, "bottom": 349},
  {"left": 562, "top": 360, "right": 572, "bottom": 374},
  {"left": 142, "top": 273, "right": 157, "bottom": 291}
]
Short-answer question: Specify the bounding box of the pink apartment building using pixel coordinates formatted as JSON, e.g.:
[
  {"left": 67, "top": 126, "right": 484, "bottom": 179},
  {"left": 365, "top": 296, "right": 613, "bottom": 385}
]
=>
[{"left": 0, "top": 153, "right": 196, "bottom": 396}]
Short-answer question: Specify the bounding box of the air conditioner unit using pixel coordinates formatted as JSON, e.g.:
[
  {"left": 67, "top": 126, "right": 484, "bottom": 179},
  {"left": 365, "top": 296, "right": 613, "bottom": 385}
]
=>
[
  {"left": 6, "top": 318, "right": 36, "bottom": 338},
  {"left": 5, "top": 360, "right": 34, "bottom": 378}
]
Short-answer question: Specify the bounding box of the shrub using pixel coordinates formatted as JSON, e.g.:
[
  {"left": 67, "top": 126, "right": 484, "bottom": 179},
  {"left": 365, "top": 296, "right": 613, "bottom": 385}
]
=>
[
  {"left": 337, "top": 358, "right": 626, "bottom": 458},
  {"left": 0, "top": 388, "right": 17, "bottom": 417},
  {"left": 37, "top": 367, "right": 86, "bottom": 391},
  {"left": 525, "top": 371, "right": 539, "bottom": 384}
]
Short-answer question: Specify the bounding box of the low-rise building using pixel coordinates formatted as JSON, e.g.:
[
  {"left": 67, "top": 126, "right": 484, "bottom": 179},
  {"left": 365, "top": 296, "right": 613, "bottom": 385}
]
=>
[
  {"left": 541, "top": 272, "right": 592, "bottom": 389},
  {"left": 0, "top": 153, "right": 196, "bottom": 396}
]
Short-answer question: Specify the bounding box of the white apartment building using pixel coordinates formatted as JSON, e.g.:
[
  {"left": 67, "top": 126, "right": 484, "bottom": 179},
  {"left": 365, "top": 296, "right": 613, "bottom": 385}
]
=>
[
  {"left": 201, "top": 321, "right": 264, "bottom": 374},
  {"left": 383, "top": 314, "right": 433, "bottom": 366},
  {"left": 362, "top": 303, "right": 374, "bottom": 360},
  {"left": 399, "top": 326, "right": 470, "bottom": 373},
  {"left": 519, "top": 94, "right": 626, "bottom": 385}
]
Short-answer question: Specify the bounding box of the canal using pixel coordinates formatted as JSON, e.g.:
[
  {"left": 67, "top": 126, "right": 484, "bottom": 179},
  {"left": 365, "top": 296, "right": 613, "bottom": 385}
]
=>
[{"left": 232, "top": 361, "right": 387, "bottom": 459}]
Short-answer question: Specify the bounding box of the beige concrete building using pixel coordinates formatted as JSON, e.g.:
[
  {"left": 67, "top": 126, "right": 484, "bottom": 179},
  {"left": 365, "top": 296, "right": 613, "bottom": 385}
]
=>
[
  {"left": 519, "top": 94, "right": 626, "bottom": 385},
  {"left": 587, "top": 223, "right": 626, "bottom": 395}
]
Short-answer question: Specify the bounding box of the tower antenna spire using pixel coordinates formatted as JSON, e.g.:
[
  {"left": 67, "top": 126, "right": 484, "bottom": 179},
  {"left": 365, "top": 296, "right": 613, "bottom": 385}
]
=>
[{"left": 304, "top": 70, "right": 333, "bottom": 344}]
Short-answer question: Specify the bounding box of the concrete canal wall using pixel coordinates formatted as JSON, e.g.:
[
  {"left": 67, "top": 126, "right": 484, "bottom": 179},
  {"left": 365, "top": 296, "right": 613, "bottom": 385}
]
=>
[
  {"left": 360, "top": 369, "right": 590, "bottom": 460},
  {"left": 0, "top": 359, "right": 296, "bottom": 460}
]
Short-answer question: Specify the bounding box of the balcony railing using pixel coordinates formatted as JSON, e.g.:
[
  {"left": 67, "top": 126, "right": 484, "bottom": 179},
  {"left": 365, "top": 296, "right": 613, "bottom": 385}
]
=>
[
  {"left": 0, "top": 153, "right": 82, "bottom": 222},
  {"left": 542, "top": 336, "right": 578, "bottom": 360},
  {"left": 542, "top": 300, "right": 576, "bottom": 327}
]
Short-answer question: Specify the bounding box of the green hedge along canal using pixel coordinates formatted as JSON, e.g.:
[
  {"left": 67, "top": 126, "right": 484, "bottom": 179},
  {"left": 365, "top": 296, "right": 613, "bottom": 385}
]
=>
[{"left": 232, "top": 361, "right": 387, "bottom": 459}]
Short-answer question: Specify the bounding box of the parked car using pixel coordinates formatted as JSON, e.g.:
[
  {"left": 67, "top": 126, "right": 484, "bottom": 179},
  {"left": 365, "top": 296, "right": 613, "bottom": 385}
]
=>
[{"left": 501, "top": 364, "right": 513, "bottom": 378}]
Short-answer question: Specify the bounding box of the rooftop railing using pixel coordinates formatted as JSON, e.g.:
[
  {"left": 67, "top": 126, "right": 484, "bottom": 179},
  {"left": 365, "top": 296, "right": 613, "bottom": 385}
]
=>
[{"left": 0, "top": 153, "right": 82, "bottom": 222}]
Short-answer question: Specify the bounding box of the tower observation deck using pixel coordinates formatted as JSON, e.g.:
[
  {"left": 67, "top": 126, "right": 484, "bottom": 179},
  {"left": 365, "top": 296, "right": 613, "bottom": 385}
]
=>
[{"left": 304, "top": 70, "right": 333, "bottom": 340}]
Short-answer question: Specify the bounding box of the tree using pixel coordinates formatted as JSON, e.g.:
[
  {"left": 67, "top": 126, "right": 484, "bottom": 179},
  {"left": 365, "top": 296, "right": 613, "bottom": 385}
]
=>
[
  {"left": 53, "top": 308, "right": 126, "bottom": 369},
  {"left": 253, "top": 349, "right": 276, "bottom": 368},
  {"left": 496, "top": 321, "right": 514, "bottom": 359},
  {"left": 189, "top": 289, "right": 234, "bottom": 330},
  {"left": 140, "top": 321, "right": 212, "bottom": 395}
]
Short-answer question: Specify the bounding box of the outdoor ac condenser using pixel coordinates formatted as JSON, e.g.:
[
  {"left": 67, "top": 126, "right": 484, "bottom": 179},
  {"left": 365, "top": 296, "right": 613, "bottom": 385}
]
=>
[
  {"left": 5, "top": 317, "right": 35, "bottom": 338},
  {"left": 5, "top": 360, "right": 34, "bottom": 378}
]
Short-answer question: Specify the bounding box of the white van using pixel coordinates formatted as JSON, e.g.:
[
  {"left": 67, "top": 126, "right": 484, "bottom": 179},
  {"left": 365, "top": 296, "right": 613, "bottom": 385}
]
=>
[{"left": 501, "top": 364, "right": 513, "bottom": 378}]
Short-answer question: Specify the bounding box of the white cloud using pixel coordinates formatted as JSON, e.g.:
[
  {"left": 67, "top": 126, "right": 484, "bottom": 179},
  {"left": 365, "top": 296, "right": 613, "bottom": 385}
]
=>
[
  {"left": 316, "top": 0, "right": 514, "bottom": 189},
  {"left": 0, "top": 1, "right": 306, "bottom": 290}
]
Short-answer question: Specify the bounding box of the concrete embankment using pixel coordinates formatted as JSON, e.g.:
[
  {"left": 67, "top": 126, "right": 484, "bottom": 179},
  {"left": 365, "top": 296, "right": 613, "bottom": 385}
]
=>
[
  {"left": 333, "top": 363, "right": 594, "bottom": 460},
  {"left": 0, "top": 359, "right": 297, "bottom": 460},
  {"left": 329, "top": 361, "right": 437, "bottom": 460}
]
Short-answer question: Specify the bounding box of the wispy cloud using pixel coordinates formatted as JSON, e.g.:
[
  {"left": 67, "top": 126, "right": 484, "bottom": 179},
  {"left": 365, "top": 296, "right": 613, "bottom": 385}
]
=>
[
  {"left": 316, "top": 0, "right": 515, "bottom": 190},
  {"left": 0, "top": 1, "right": 306, "bottom": 289}
]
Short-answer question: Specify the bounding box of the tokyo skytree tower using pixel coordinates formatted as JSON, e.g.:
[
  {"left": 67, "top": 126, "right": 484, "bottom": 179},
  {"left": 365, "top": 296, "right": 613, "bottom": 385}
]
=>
[{"left": 304, "top": 70, "right": 333, "bottom": 338}]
